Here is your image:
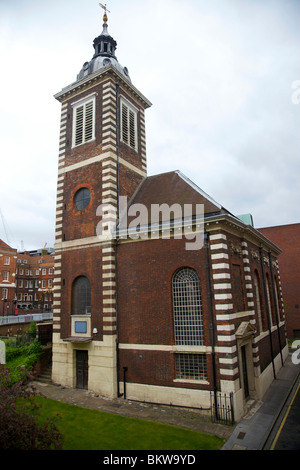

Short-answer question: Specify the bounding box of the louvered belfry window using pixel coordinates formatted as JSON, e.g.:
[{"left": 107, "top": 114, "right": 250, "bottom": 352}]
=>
[
  {"left": 73, "top": 96, "right": 95, "bottom": 147},
  {"left": 121, "top": 99, "right": 137, "bottom": 151}
]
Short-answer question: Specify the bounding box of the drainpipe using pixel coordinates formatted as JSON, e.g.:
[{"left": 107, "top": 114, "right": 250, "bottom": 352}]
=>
[
  {"left": 204, "top": 230, "right": 218, "bottom": 419},
  {"left": 268, "top": 251, "right": 284, "bottom": 367},
  {"left": 123, "top": 366, "right": 128, "bottom": 399},
  {"left": 259, "top": 247, "right": 276, "bottom": 379},
  {"left": 115, "top": 83, "right": 122, "bottom": 397}
]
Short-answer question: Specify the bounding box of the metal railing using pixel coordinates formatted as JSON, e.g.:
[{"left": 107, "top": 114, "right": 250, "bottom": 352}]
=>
[
  {"left": 210, "top": 391, "right": 235, "bottom": 425},
  {"left": 0, "top": 312, "right": 53, "bottom": 326}
]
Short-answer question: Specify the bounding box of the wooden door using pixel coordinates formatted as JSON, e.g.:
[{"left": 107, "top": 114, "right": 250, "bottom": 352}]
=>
[{"left": 76, "top": 350, "right": 88, "bottom": 389}]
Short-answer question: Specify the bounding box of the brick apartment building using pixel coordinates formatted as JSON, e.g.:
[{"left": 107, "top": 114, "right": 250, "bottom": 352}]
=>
[
  {"left": 259, "top": 223, "right": 300, "bottom": 339},
  {"left": 16, "top": 248, "right": 55, "bottom": 312},
  {"left": 51, "top": 10, "right": 288, "bottom": 421},
  {"left": 0, "top": 240, "right": 55, "bottom": 315},
  {"left": 0, "top": 239, "right": 17, "bottom": 315}
]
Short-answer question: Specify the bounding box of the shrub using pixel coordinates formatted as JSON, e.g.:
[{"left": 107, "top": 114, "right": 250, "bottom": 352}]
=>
[
  {"left": 0, "top": 366, "right": 63, "bottom": 450},
  {"left": 6, "top": 339, "right": 43, "bottom": 384}
]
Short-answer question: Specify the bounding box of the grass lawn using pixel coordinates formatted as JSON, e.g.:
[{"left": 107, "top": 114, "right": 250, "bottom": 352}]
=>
[{"left": 33, "top": 396, "right": 225, "bottom": 450}]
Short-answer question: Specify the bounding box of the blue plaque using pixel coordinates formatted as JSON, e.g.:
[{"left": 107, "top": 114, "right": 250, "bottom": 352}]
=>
[{"left": 75, "top": 321, "right": 87, "bottom": 334}]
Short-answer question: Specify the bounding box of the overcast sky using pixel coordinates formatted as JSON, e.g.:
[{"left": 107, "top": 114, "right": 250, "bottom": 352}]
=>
[{"left": 0, "top": 0, "right": 299, "bottom": 251}]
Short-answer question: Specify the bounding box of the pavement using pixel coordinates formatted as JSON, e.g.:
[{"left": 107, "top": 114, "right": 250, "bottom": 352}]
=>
[
  {"left": 30, "top": 353, "right": 300, "bottom": 451},
  {"left": 222, "top": 353, "right": 300, "bottom": 450}
]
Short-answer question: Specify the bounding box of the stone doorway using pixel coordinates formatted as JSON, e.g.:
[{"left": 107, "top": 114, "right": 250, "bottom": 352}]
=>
[{"left": 236, "top": 321, "right": 256, "bottom": 401}]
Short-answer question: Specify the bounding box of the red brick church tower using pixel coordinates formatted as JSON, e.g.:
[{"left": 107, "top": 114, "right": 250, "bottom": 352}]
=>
[{"left": 52, "top": 8, "right": 151, "bottom": 394}]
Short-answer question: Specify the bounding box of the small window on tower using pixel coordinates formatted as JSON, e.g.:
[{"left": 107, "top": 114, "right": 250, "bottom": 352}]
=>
[
  {"left": 120, "top": 98, "right": 138, "bottom": 151},
  {"left": 72, "top": 95, "right": 96, "bottom": 147},
  {"left": 74, "top": 188, "right": 91, "bottom": 211}
]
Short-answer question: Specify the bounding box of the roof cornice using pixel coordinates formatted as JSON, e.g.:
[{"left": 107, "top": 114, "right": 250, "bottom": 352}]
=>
[
  {"left": 54, "top": 65, "right": 152, "bottom": 109},
  {"left": 205, "top": 213, "right": 282, "bottom": 254}
]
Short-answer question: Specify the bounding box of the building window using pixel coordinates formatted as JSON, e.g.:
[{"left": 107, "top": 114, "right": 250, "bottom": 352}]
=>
[
  {"left": 175, "top": 354, "right": 207, "bottom": 381},
  {"left": 72, "top": 96, "right": 95, "bottom": 147},
  {"left": 231, "top": 263, "right": 245, "bottom": 312},
  {"left": 273, "top": 276, "right": 281, "bottom": 323},
  {"left": 2, "top": 288, "right": 8, "bottom": 300},
  {"left": 71, "top": 276, "right": 91, "bottom": 315},
  {"left": 172, "top": 267, "right": 204, "bottom": 346},
  {"left": 265, "top": 274, "right": 273, "bottom": 326},
  {"left": 121, "top": 98, "right": 138, "bottom": 151},
  {"left": 254, "top": 270, "right": 263, "bottom": 333},
  {"left": 4, "top": 256, "right": 10, "bottom": 265},
  {"left": 74, "top": 188, "right": 91, "bottom": 212},
  {"left": 3, "top": 271, "right": 9, "bottom": 281}
]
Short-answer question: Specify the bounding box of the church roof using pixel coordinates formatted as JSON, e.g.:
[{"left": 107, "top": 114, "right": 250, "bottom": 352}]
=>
[
  {"left": 119, "top": 170, "right": 282, "bottom": 254},
  {"left": 120, "top": 170, "right": 233, "bottom": 230},
  {"left": 127, "top": 170, "right": 229, "bottom": 217}
]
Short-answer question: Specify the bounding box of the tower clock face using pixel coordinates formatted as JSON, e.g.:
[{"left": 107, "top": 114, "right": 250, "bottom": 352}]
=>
[{"left": 103, "top": 58, "right": 111, "bottom": 66}]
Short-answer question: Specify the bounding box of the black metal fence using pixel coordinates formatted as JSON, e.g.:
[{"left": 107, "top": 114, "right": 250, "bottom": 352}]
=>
[{"left": 210, "top": 391, "right": 234, "bottom": 425}]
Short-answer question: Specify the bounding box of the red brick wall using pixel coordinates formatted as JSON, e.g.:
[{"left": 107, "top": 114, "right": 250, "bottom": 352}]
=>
[
  {"left": 62, "top": 163, "right": 103, "bottom": 241},
  {"left": 117, "top": 236, "right": 214, "bottom": 389},
  {"left": 259, "top": 224, "right": 300, "bottom": 338},
  {"left": 117, "top": 237, "right": 210, "bottom": 345},
  {"left": 59, "top": 246, "right": 104, "bottom": 341}
]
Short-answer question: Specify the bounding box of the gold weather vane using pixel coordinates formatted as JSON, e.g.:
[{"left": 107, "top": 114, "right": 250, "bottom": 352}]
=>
[{"left": 99, "top": 3, "right": 110, "bottom": 22}]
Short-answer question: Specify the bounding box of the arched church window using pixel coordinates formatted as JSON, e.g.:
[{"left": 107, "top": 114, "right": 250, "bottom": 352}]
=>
[
  {"left": 265, "top": 274, "right": 273, "bottom": 326},
  {"left": 273, "top": 275, "right": 281, "bottom": 323},
  {"left": 172, "top": 268, "right": 204, "bottom": 346},
  {"left": 254, "top": 270, "right": 263, "bottom": 333},
  {"left": 72, "top": 276, "right": 91, "bottom": 315}
]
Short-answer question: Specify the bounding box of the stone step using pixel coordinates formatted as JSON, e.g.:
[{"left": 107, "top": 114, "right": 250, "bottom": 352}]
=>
[{"left": 37, "top": 366, "right": 52, "bottom": 384}]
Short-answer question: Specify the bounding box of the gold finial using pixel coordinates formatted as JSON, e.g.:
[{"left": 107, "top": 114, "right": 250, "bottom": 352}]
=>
[{"left": 99, "top": 3, "right": 110, "bottom": 22}]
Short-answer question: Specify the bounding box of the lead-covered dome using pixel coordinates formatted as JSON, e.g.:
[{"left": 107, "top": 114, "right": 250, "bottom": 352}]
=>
[{"left": 77, "top": 13, "right": 131, "bottom": 82}]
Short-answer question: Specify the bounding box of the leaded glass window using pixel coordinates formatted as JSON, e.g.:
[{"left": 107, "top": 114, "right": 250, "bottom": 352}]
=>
[
  {"left": 172, "top": 268, "right": 204, "bottom": 346},
  {"left": 72, "top": 276, "right": 91, "bottom": 315}
]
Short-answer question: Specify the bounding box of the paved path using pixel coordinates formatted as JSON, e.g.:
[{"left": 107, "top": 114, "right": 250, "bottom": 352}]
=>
[{"left": 222, "top": 354, "right": 300, "bottom": 450}]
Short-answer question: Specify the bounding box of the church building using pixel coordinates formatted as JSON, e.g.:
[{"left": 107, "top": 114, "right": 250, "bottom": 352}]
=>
[{"left": 51, "top": 9, "right": 288, "bottom": 422}]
